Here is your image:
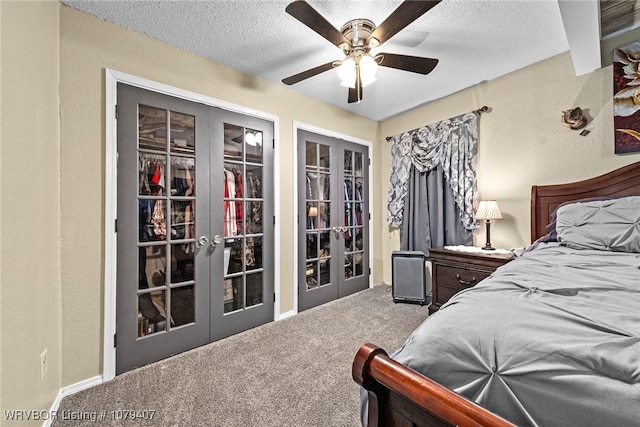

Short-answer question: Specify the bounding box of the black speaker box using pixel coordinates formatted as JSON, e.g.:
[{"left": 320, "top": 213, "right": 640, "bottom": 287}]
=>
[{"left": 392, "top": 251, "right": 430, "bottom": 305}]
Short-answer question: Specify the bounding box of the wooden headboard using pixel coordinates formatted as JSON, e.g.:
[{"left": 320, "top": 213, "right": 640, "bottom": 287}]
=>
[{"left": 531, "top": 161, "right": 640, "bottom": 242}]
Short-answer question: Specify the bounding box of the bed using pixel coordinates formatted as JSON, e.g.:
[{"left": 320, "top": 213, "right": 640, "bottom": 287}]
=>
[{"left": 353, "top": 161, "right": 640, "bottom": 427}]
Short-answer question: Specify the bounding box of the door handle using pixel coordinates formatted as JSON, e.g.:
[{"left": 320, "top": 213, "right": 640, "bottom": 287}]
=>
[
  {"left": 332, "top": 226, "right": 347, "bottom": 237},
  {"left": 197, "top": 235, "right": 210, "bottom": 247},
  {"left": 211, "top": 235, "right": 223, "bottom": 246}
]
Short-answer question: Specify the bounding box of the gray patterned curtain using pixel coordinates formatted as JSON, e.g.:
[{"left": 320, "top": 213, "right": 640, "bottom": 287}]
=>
[{"left": 387, "top": 112, "right": 479, "bottom": 251}]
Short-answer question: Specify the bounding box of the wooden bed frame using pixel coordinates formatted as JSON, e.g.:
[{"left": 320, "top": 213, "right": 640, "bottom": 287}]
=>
[{"left": 353, "top": 161, "right": 640, "bottom": 427}]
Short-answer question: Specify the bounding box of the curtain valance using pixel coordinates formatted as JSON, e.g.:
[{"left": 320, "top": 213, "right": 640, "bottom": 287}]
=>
[{"left": 387, "top": 112, "right": 479, "bottom": 230}]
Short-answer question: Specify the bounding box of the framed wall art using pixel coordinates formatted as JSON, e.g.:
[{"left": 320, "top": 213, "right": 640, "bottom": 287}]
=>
[{"left": 614, "top": 40, "right": 640, "bottom": 154}]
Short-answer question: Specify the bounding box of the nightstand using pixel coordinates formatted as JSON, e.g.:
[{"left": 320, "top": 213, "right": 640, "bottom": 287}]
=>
[{"left": 428, "top": 247, "right": 514, "bottom": 314}]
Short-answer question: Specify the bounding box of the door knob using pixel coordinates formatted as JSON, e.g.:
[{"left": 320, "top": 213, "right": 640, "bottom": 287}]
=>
[
  {"left": 332, "top": 226, "right": 347, "bottom": 237},
  {"left": 211, "top": 235, "right": 223, "bottom": 246},
  {"left": 197, "top": 235, "right": 210, "bottom": 247}
]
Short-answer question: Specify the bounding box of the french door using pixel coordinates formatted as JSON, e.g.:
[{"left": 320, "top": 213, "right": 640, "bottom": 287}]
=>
[
  {"left": 297, "top": 130, "right": 369, "bottom": 311},
  {"left": 116, "top": 84, "right": 273, "bottom": 374}
]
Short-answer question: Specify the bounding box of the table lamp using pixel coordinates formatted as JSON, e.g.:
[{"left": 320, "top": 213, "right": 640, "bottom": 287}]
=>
[{"left": 474, "top": 200, "right": 502, "bottom": 250}]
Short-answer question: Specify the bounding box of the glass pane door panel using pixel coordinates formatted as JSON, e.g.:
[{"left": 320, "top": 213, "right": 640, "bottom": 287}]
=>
[
  {"left": 171, "top": 243, "right": 194, "bottom": 283},
  {"left": 319, "top": 173, "right": 330, "bottom": 200},
  {"left": 355, "top": 253, "right": 364, "bottom": 276},
  {"left": 246, "top": 202, "right": 262, "bottom": 234},
  {"left": 246, "top": 236, "right": 262, "bottom": 271},
  {"left": 306, "top": 202, "right": 318, "bottom": 230},
  {"left": 224, "top": 277, "right": 244, "bottom": 313},
  {"left": 170, "top": 157, "right": 195, "bottom": 196},
  {"left": 306, "top": 142, "right": 317, "bottom": 168},
  {"left": 344, "top": 150, "right": 353, "bottom": 174},
  {"left": 317, "top": 202, "right": 330, "bottom": 229},
  {"left": 319, "top": 259, "right": 331, "bottom": 286},
  {"left": 246, "top": 165, "right": 263, "bottom": 198},
  {"left": 354, "top": 152, "right": 363, "bottom": 176},
  {"left": 245, "top": 128, "right": 263, "bottom": 163},
  {"left": 319, "top": 144, "right": 330, "bottom": 171},
  {"left": 171, "top": 285, "right": 195, "bottom": 327},
  {"left": 306, "top": 262, "right": 318, "bottom": 289},
  {"left": 139, "top": 245, "right": 166, "bottom": 290},
  {"left": 224, "top": 239, "right": 243, "bottom": 275},
  {"left": 307, "top": 174, "right": 320, "bottom": 200},
  {"left": 139, "top": 153, "right": 167, "bottom": 196},
  {"left": 345, "top": 254, "right": 353, "bottom": 279},
  {"left": 139, "top": 199, "right": 166, "bottom": 242},
  {"left": 224, "top": 123, "right": 244, "bottom": 161},
  {"left": 355, "top": 227, "right": 364, "bottom": 250},
  {"left": 246, "top": 272, "right": 263, "bottom": 308},
  {"left": 170, "top": 111, "right": 195, "bottom": 155},
  {"left": 319, "top": 231, "right": 331, "bottom": 257},
  {"left": 138, "top": 290, "right": 167, "bottom": 337},
  {"left": 138, "top": 105, "right": 167, "bottom": 151},
  {"left": 170, "top": 201, "right": 195, "bottom": 240},
  {"left": 306, "top": 232, "right": 318, "bottom": 259}
]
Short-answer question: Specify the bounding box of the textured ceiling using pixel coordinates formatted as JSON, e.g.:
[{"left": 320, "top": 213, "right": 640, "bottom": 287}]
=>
[{"left": 61, "top": 0, "right": 608, "bottom": 121}]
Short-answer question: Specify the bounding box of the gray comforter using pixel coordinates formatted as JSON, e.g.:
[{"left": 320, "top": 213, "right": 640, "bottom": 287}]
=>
[{"left": 393, "top": 243, "right": 640, "bottom": 426}]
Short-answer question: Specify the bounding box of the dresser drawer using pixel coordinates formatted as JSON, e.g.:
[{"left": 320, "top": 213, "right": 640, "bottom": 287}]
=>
[
  {"left": 435, "top": 264, "right": 491, "bottom": 290},
  {"left": 428, "top": 247, "right": 514, "bottom": 314},
  {"left": 435, "top": 284, "right": 466, "bottom": 306}
]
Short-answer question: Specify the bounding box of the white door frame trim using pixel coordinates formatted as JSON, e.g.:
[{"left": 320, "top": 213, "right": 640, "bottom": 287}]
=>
[
  {"left": 104, "top": 69, "right": 281, "bottom": 381},
  {"left": 291, "top": 121, "right": 374, "bottom": 315}
]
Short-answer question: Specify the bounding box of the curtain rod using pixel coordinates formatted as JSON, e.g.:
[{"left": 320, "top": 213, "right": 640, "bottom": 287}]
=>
[{"left": 385, "top": 106, "right": 490, "bottom": 141}]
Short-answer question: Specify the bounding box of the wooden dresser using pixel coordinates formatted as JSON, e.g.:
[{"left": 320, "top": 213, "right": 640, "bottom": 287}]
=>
[{"left": 428, "top": 247, "right": 514, "bottom": 314}]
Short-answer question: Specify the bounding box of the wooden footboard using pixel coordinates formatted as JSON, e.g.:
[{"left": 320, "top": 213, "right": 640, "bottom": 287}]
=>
[{"left": 352, "top": 343, "right": 515, "bottom": 427}]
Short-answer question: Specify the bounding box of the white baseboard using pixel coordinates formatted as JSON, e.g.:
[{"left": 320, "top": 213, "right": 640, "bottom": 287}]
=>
[
  {"left": 277, "top": 310, "right": 296, "bottom": 321},
  {"left": 43, "top": 375, "right": 103, "bottom": 427}
]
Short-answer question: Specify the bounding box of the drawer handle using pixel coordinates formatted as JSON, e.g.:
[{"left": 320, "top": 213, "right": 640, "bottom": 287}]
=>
[{"left": 455, "top": 274, "right": 477, "bottom": 286}]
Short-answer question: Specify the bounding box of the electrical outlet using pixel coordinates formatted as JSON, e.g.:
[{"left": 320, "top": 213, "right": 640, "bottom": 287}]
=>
[{"left": 40, "top": 349, "right": 48, "bottom": 380}]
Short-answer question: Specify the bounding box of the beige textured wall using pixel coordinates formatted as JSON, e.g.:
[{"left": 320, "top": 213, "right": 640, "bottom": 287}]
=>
[
  {"left": 379, "top": 43, "right": 640, "bottom": 285},
  {"left": 0, "top": 1, "right": 62, "bottom": 424},
  {"left": 59, "top": 5, "right": 378, "bottom": 385}
]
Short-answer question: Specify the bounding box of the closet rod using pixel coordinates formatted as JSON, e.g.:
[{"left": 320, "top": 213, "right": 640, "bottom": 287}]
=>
[{"left": 385, "top": 106, "right": 490, "bottom": 141}]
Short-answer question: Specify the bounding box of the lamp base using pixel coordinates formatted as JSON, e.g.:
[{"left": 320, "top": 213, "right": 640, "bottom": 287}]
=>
[{"left": 482, "top": 220, "right": 495, "bottom": 251}]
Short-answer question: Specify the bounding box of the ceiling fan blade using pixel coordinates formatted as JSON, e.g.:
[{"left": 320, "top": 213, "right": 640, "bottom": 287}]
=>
[
  {"left": 282, "top": 61, "right": 336, "bottom": 85},
  {"left": 286, "top": 0, "right": 350, "bottom": 49},
  {"left": 375, "top": 53, "right": 439, "bottom": 75},
  {"left": 368, "top": 1, "right": 441, "bottom": 46}
]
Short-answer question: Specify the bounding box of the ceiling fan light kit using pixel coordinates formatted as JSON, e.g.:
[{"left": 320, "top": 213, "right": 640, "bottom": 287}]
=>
[
  {"left": 337, "top": 54, "right": 378, "bottom": 88},
  {"left": 282, "top": 0, "right": 442, "bottom": 104}
]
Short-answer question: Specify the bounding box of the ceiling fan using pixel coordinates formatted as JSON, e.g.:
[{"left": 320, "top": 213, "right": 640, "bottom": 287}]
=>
[{"left": 281, "top": 0, "right": 441, "bottom": 104}]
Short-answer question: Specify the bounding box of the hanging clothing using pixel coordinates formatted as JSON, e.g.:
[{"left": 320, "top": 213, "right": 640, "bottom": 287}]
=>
[
  {"left": 151, "top": 199, "right": 166, "bottom": 239},
  {"left": 223, "top": 169, "right": 237, "bottom": 237},
  {"left": 234, "top": 169, "right": 244, "bottom": 234}
]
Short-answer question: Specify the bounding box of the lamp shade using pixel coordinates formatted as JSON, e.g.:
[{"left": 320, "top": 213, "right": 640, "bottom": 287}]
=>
[
  {"left": 337, "top": 57, "right": 356, "bottom": 87},
  {"left": 337, "top": 54, "right": 378, "bottom": 88},
  {"left": 474, "top": 200, "right": 502, "bottom": 221}
]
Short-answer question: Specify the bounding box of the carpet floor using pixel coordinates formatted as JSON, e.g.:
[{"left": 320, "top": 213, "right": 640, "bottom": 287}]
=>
[{"left": 54, "top": 285, "right": 430, "bottom": 426}]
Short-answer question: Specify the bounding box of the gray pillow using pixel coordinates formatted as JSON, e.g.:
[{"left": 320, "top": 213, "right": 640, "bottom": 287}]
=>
[{"left": 555, "top": 196, "right": 640, "bottom": 253}]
